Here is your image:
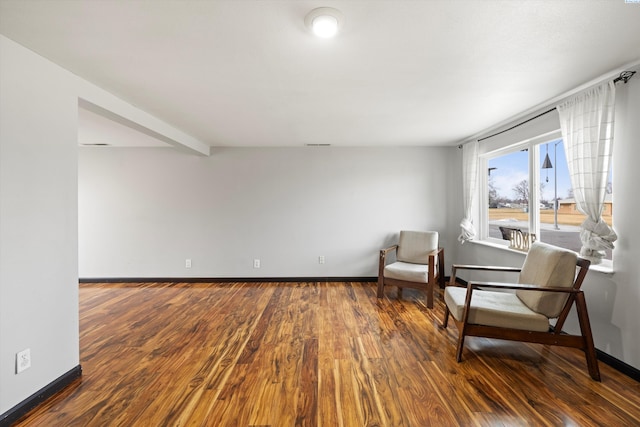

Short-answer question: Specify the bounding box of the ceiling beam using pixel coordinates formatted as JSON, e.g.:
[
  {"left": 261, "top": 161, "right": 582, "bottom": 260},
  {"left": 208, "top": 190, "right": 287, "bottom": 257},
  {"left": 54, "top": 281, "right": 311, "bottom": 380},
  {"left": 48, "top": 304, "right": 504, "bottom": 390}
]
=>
[{"left": 77, "top": 80, "right": 210, "bottom": 156}]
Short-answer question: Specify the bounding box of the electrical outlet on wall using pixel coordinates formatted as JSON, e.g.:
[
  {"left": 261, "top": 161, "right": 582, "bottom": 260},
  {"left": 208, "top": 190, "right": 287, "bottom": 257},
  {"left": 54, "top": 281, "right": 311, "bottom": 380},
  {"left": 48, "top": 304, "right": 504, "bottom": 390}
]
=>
[
  {"left": 253, "top": 259, "right": 261, "bottom": 268},
  {"left": 16, "top": 348, "right": 31, "bottom": 374}
]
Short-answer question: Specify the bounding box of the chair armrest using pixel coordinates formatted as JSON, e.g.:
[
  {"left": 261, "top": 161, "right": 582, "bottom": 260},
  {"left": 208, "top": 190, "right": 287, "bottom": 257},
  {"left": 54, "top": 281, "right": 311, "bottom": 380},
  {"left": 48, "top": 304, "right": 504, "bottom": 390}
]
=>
[
  {"left": 426, "top": 247, "right": 444, "bottom": 258},
  {"left": 427, "top": 248, "right": 445, "bottom": 287},
  {"left": 378, "top": 245, "right": 399, "bottom": 278},
  {"left": 468, "top": 281, "right": 581, "bottom": 294},
  {"left": 380, "top": 245, "right": 399, "bottom": 256},
  {"left": 452, "top": 264, "right": 522, "bottom": 273},
  {"left": 448, "top": 264, "right": 521, "bottom": 287}
]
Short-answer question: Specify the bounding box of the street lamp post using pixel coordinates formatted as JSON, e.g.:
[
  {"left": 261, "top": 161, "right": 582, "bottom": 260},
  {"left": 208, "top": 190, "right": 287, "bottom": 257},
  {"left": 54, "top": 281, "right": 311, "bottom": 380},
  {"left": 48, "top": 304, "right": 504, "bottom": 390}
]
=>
[
  {"left": 542, "top": 141, "right": 561, "bottom": 230},
  {"left": 554, "top": 142, "right": 559, "bottom": 230}
]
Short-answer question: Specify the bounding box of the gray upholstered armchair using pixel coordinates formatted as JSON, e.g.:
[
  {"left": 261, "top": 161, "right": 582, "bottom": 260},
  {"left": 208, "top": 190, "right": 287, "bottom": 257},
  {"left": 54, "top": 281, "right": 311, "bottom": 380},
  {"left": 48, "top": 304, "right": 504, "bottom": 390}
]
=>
[
  {"left": 441, "top": 241, "right": 600, "bottom": 381},
  {"left": 377, "top": 230, "right": 444, "bottom": 309}
]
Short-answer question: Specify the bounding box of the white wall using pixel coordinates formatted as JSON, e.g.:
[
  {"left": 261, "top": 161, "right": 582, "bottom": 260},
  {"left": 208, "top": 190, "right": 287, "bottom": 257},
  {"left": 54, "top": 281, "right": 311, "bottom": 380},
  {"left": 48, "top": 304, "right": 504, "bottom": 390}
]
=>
[
  {"left": 605, "top": 75, "right": 640, "bottom": 368},
  {"left": 453, "top": 76, "right": 640, "bottom": 370},
  {"left": 79, "top": 146, "right": 455, "bottom": 278},
  {"left": 0, "top": 36, "right": 79, "bottom": 414}
]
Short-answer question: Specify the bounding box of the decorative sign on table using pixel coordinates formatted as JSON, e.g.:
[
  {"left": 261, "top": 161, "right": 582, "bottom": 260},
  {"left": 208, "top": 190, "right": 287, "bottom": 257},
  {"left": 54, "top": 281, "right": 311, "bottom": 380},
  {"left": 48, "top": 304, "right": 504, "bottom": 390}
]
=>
[{"left": 509, "top": 229, "right": 536, "bottom": 252}]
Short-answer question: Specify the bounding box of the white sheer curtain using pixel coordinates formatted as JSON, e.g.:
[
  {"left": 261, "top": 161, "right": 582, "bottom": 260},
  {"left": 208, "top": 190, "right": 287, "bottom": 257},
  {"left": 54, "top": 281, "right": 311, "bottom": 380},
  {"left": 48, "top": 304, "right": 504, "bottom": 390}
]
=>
[
  {"left": 557, "top": 81, "right": 617, "bottom": 264},
  {"left": 458, "top": 140, "right": 479, "bottom": 243}
]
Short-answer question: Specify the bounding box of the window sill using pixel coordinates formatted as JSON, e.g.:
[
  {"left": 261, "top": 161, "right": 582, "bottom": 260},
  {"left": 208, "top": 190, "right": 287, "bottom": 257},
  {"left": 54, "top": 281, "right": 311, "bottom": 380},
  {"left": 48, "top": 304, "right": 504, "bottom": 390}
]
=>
[
  {"left": 589, "top": 261, "right": 614, "bottom": 275},
  {"left": 468, "top": 239, "right": 614, "bottom": 275}
]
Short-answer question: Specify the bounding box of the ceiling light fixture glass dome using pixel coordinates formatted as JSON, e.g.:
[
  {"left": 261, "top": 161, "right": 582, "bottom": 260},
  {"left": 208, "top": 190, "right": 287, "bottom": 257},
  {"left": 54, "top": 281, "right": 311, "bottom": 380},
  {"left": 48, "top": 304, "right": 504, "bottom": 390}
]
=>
[
  {"left": 312, "top": 15, "right": 338, "bottom": 38},
  {"left": 305, "top": 7, "right": 344, "bottom": 38}
]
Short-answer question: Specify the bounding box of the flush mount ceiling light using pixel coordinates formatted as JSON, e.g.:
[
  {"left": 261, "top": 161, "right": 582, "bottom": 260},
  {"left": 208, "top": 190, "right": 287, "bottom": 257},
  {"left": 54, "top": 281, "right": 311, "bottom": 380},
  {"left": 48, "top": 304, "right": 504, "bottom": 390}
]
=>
[{"left": 304, "top": 7, "right": 344, "bottom": 38}]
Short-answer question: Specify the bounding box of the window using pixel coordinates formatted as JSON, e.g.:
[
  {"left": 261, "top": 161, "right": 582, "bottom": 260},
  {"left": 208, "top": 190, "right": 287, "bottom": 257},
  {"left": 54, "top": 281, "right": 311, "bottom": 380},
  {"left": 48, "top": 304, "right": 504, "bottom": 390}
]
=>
[
  {"left": 487, "top": 148, "right": 530, "bottom": 238},
  {"left": 481, "top": 133, "right": 613, "bottom": 260}
]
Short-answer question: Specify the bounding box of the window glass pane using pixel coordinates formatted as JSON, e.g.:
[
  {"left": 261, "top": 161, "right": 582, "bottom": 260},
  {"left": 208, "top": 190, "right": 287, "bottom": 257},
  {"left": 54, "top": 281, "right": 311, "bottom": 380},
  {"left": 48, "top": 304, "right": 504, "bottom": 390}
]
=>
[
  {"left": 538, "top": 139, "right": 613, "bottom": 260},
  {"left": 488, "top": 149, "right": 529, "bottom": 241}
]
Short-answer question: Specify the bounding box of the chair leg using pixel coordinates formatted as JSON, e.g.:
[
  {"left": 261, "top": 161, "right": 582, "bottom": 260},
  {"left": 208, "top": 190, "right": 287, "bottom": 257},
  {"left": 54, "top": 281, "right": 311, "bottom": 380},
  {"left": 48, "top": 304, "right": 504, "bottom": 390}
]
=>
[
  {"left": 575, "top": 292, "right": 601, "bottom": 381},
  {"left": 426, "top": 258, "right": 436, "bottom": 309},
  {"left": 455, "top": 332, "right": 466, "bottom": 362},
  {"left": 426, "top": 280, "right": 434, "bottom": 309},
  {"left": 442, "top": 305, "right": 450, "bottom": 328},
  {"left": 376, "top": 277, "right": 384, "bottom": 298},
  {"left": 456, "top": 285, "right": 473, "bottom": 363},
  {"left": 438, "top": 249, "right": 445, "bottom": 289},
  {"left": 397, "top": 287, "right": 403, "bottom": 299}
]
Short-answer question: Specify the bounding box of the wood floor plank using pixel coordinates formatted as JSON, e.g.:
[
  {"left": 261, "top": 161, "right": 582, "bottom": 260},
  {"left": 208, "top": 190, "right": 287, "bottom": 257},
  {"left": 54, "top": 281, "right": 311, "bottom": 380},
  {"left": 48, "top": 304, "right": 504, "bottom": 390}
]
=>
[{"left": 13, "top": 282, "right": 640, "bottom": 426}]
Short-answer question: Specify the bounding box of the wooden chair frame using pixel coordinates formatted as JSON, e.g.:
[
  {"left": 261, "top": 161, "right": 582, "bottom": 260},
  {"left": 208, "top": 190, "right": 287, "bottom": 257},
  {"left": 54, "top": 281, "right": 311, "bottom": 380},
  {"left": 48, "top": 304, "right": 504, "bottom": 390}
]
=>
[
  {"left": 441, "top": 258, "right": 601, "bottom": 381},
  {"left": 377, "top": 245, "right": 445, "bottom": 309}
]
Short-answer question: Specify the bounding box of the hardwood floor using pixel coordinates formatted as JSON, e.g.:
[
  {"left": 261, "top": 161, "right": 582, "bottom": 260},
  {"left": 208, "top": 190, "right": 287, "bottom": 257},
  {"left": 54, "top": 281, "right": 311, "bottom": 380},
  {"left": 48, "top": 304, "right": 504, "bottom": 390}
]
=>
[{"left": 14, "top": 281, "right": 640, "bottom": 426}]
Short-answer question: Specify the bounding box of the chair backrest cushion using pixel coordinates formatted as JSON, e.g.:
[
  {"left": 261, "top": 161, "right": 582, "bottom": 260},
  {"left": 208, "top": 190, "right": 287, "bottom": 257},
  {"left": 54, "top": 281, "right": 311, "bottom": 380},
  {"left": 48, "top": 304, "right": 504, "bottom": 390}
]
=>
[
  {"left": 397, "top": 231, "right": 438, "bottom": 264},
  {"left": 516, "top": 241, "right": 578, "bottom": 318}
]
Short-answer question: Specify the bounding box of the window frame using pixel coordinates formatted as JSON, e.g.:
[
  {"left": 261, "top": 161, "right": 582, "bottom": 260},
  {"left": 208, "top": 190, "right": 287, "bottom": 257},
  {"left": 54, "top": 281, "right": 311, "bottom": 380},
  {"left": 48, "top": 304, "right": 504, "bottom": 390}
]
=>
[{"left": 479, "top": 130, "right": 561, "bottom": 246}]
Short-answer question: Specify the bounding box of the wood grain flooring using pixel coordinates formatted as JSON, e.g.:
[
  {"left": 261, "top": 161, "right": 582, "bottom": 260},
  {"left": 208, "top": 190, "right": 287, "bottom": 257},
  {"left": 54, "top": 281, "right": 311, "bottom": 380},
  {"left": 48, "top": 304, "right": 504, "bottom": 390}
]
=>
[{"left": 13, "top": 281, "right": 640, "bottom": 426}]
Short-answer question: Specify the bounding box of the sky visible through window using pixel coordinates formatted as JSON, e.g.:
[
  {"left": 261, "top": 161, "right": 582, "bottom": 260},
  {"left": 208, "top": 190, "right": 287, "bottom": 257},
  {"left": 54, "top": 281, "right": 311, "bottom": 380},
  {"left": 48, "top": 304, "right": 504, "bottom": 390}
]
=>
[{"left": 489, "top": 138, "right": 573, "bottom": 202}]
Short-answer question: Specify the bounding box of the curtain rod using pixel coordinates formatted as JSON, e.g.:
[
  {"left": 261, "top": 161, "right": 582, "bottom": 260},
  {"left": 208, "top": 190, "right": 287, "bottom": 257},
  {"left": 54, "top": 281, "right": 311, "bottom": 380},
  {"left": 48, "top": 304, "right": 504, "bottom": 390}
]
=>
[
  {"left": 477, "top": 107, "right": 556, "bottom": 142},
  {"left": 473, "top": 70, "right": 636, "bottom": 144}
]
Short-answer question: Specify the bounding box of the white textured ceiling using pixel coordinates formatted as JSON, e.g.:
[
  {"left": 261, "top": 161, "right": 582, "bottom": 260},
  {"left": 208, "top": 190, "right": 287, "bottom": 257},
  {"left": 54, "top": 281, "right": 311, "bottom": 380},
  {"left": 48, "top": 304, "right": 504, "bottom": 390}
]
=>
[{"left": 1, "top": 0, "right": 640, "bottom": 148}]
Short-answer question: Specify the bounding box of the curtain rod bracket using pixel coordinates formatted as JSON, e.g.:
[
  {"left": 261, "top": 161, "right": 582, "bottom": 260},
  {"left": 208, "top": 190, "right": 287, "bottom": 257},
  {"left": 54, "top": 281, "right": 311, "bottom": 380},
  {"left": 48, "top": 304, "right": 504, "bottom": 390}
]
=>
[{"left": 613, "top": 71, "right": 636, "bottom": 84}]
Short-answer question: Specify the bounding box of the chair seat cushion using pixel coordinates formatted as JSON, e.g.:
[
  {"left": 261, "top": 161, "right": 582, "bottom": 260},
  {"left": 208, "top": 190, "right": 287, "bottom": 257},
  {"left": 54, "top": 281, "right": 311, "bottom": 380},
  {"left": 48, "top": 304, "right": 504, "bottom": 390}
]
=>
[
  {"left": 444, "top": 286, "right": 550, "bottom": 332},
  {"left": 384, "top": 261, "right": 429, "bottom": 283}
]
